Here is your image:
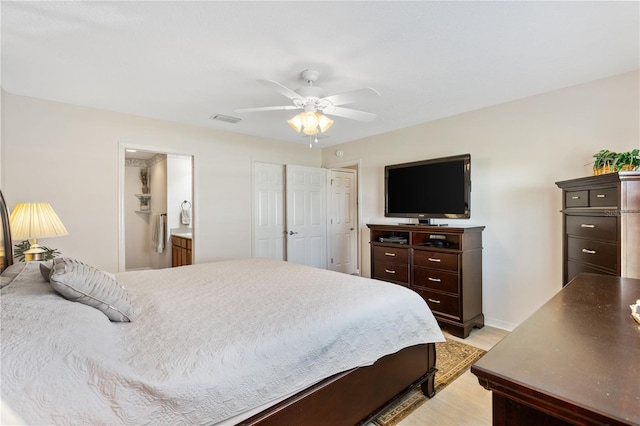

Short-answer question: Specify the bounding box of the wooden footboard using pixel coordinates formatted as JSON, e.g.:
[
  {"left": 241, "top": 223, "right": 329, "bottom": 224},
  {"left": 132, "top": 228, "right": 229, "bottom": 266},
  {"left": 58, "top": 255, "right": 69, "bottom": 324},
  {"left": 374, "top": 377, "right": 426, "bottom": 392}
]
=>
[{"left": 239, "top": 343, "right": 436, "bottom": 426}]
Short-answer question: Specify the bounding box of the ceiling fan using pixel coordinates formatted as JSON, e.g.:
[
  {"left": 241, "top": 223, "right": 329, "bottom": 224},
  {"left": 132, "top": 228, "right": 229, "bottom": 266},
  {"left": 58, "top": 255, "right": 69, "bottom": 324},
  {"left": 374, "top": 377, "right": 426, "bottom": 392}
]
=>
[{"left": 236, "top": 69, "right": 380, "bottom": 136}]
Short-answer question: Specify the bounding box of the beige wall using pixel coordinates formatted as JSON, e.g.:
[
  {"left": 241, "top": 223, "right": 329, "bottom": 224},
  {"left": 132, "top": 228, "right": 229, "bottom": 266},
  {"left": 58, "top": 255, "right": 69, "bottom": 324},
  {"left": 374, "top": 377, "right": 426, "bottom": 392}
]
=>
[
  {"left": 167, "top": 155, "right": 193, "bottom": 234},
  {"left": 2, "top": 94, "right": 321, "bottom": 272},
  {"left": 322, "top": 71, "right": 640, "bottom": 329}
]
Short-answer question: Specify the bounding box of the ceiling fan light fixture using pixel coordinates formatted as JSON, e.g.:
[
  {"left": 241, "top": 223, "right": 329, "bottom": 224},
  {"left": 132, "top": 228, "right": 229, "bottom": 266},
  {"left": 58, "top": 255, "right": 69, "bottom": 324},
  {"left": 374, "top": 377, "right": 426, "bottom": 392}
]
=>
[
  {"left": 302, "top": 111, "right": 319, "bottom": 129},
  {"left": 287, "top": 113, "right": 303, "bottom": 132},
  {"left": 288, "top": 111, "right": 332, "bottom": 136},
  {"left": 317, "top": 113, "right": 334, "bottom": 132},
  {"left": 240, "top": 69, "right": 380, "bottom": 144}
]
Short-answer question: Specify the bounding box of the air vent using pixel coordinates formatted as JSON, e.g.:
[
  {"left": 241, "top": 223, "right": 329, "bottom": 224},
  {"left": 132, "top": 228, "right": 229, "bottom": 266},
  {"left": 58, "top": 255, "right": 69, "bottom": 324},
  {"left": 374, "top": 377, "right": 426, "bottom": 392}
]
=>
[{"left": 210, "top": 114, "right": 241, "bottom": 124}]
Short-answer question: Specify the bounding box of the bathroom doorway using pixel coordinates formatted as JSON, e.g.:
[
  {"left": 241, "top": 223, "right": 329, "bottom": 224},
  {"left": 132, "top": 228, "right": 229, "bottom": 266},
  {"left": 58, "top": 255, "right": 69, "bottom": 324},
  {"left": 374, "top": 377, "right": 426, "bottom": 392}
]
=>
[{"left": 119, "top": 145, "right": 194, "bottom": 272}]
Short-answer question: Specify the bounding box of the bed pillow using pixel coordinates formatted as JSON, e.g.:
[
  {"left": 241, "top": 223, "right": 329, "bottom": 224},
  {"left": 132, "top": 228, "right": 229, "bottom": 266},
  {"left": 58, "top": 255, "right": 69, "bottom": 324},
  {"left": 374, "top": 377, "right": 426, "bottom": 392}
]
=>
[
  {"left": 40, "top": 260, "right": 115, "bottom": 283},
  {"left": 49, "top": 257, "right": 133, "bottom": 322}
]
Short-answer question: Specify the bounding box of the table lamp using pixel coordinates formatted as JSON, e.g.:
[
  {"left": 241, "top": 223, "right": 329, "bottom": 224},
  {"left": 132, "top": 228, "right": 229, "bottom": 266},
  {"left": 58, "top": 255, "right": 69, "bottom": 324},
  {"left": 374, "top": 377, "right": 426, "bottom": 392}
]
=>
[{"left": 9, "top": 203, "right": 68, "bottom": 261}]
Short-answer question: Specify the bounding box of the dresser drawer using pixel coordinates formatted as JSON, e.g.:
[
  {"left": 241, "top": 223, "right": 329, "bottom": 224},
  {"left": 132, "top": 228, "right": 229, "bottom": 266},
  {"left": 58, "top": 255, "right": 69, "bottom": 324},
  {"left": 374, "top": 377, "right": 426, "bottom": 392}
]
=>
[
  {"left": 567, "top": 237, "right": 617, "bottom": 271},
  {"left": 565, "top": 190, "right": 588, "bottom": 207},
  {"left": 373, "top": 245, "right": 409, "bottom": 263},
  {"left": 373, "top": 261, "right": 409, "bottom": 285},
  {"left": 413, "top": 250, "right": 458, "bottom": 272},
  {"left": 566, "top": 215, "right": 617, "bottom": 242},
  {"left": 589, "top": 187, "right": 617, "bottom": 207},
  {"left": 413, "top": 267, "right": 459, "bottom": 294},
  {"left": 413, "top": 288, "right": 459, "bottom": 319}
]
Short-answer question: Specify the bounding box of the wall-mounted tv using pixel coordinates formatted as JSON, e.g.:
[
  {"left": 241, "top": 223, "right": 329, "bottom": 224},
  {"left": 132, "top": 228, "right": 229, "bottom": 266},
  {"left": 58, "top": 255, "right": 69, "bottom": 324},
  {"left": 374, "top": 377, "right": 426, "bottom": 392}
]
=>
[{"left": 385, "top": 154, "right": 471, "bottom": 224}]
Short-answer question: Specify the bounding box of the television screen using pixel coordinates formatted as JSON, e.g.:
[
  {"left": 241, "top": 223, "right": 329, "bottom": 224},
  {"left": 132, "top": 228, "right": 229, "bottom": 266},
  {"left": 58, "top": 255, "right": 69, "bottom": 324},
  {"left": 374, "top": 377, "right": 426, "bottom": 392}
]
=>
[{"left": 385, "top": 154, "right": 471, "bottom": 222}]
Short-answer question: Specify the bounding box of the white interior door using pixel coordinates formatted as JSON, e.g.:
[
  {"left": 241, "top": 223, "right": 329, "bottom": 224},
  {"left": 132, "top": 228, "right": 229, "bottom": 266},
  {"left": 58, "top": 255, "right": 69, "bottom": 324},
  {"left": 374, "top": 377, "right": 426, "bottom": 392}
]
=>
[
  {"left": 286, "top": 165, "right": 327, "bottom": 268},
  {"left": 329, "top": 169, "right": 357, "bottom": 274},
  {"left": 253, "top": 162, "right": 285, "bottom": 260}
]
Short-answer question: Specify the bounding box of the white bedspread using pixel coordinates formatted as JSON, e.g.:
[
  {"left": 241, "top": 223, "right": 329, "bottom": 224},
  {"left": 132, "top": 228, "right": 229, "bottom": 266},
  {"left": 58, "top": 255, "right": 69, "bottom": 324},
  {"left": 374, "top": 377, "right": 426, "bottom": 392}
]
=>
[{"left": 1, "top": 258, "right": 443, "bottom": 425}]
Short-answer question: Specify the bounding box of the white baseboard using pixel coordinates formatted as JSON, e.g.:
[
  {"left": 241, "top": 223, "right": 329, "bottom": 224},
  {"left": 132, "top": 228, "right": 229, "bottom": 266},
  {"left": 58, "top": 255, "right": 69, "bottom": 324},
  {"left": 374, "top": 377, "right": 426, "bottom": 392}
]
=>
[{"left": 484, "top": 316, "right": 517, "bottom": 332}]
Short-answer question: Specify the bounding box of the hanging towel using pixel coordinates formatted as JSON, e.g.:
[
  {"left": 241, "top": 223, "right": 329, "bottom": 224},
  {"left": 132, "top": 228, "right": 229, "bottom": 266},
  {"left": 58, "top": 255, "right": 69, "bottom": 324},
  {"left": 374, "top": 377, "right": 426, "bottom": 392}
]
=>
[
  {"left": 151, "top": 213, "right": 165, "bottom": 253},
  {"left": 181, "top": 201, "right": 191, "bottom": 225}
]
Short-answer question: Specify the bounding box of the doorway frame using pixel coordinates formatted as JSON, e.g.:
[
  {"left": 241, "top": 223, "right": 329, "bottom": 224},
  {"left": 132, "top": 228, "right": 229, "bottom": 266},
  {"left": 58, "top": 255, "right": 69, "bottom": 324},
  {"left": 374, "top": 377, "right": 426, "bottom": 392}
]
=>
[
  {"left": 324, "top": 159, "right": 362, "bottom": 275},
  {"left": 117, "top": 142, "right": 197, "bottom": 272}
]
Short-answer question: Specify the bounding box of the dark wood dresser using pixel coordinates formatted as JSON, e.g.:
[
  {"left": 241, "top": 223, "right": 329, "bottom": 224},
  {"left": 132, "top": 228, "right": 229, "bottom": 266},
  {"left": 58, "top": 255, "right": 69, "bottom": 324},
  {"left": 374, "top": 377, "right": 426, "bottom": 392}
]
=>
[
  {"left": 556, "top": 172, "right": 640, "bottom": 285},
  {"left": 367, "top": 224, "right": 484, "bottom": 338},
  {"left": 471, "top": 273, "right": 640, "bottom": 426}
]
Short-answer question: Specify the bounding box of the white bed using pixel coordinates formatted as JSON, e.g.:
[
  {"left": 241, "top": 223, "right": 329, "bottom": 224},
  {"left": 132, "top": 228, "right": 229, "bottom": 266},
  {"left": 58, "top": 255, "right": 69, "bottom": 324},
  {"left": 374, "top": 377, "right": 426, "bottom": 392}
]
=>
[{"left": 1, "top": 257, "right": 443, "bottom": 425}]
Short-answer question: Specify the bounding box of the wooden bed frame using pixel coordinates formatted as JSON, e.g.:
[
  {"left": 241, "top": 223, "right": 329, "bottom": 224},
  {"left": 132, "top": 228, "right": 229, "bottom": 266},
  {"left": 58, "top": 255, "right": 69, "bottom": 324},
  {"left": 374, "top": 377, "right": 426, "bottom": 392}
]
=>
[
  {"left": 0, "top": 190, "right": 13, "bottom": 272},
  {"left": 0, "top": 190, "right": 437, "bottom": 425},
  {"left": 240, "top": 343, "right": 437, "bottom": 426}
]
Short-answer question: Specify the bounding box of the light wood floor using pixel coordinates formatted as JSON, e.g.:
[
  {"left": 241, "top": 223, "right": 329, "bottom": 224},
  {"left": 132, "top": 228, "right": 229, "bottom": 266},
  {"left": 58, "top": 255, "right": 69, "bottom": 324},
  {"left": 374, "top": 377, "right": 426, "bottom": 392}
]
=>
[{"left": 398, "top": 326, "right": 509, "bottom": 426}]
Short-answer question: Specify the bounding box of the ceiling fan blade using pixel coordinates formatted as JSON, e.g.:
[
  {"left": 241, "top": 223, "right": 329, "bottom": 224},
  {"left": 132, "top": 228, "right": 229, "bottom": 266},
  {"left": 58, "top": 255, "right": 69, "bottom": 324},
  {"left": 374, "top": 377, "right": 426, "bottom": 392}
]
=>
[
  {"left": 258, "top": 79, "right": 304, "bottom": 101},
  {"left": 322, "top": 87, "right": 380, "bottom": 106},
  {"left": 323, "top": 106, "right": 377, "bottom": 122},
  {"left": 235, "top": 105, "right": 299, "bottom": 113}
]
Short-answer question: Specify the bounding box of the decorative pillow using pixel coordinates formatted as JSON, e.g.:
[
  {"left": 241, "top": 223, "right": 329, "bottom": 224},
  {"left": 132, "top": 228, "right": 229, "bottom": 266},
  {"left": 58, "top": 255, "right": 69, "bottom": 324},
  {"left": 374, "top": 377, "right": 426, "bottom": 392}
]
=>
[
  {"left": 49, "top": 257, "right": 133, "bottom": 322},
  {"left": 40, "top": 260, "right": 114, "bottom": 283},
  {"left": 1, "top": 263, "right": 27, "bottom": 289},
  {"left": 39, "top": 261, "right": 53, "bottom": 281}
]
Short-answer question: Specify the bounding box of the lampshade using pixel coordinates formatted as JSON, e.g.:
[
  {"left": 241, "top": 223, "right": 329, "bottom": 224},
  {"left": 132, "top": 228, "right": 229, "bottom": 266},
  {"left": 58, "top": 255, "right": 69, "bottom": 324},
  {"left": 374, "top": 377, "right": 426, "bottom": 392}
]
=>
[
  {"left": 317, "top": 113, "right": 334, "bottom": 132},
  {"left": 303, "top": 126, "right": 319, "bottom": 136},
  {"left": 10, "top": 203, "right": 68, "bottom": 240},
  {"left": 302, "top": 111, "right": 319, "bottom": 129},
  {"left": 9, "top": 203, "right": 68, "bottom": 261},
  {"left": 287, "top": 114, "right": 303, "bottom": 132}
]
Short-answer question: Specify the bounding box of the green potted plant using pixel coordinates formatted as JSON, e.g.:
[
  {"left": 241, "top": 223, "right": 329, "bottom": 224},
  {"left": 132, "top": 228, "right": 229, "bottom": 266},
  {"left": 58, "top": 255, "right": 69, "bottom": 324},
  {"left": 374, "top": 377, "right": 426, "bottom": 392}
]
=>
[
  {"left": 13, "top": 240, "right": 61, "bottom": 262},
  {"left": 592, "top": 149, "right": 617, "bottom": 175},
  {"left": 612, "top": 149, "right": 640, "bottom": 172}
]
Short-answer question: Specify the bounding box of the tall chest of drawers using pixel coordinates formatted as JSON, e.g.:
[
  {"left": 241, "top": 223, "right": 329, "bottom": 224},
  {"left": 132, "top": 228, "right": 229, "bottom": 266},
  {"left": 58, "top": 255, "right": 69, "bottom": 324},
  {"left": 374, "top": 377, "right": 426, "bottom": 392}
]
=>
[
  {"left": 556, "top": 172, "right": 640, "bottom": 285},
  {"left": 368, "top": 224, "right": 485, "bottom": 338}
]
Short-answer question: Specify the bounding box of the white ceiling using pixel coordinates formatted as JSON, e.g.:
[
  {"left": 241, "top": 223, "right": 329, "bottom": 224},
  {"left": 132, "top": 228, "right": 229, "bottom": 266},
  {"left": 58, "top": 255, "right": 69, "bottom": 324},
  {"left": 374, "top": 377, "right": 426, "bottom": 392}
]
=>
[{"left": 1, "top": 1, "right": 638, "bottom": 147}]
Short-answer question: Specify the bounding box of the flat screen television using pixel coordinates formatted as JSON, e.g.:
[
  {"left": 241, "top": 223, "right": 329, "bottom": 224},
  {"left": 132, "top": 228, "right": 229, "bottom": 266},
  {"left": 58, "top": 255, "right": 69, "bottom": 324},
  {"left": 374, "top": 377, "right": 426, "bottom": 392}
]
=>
[{"left": 385, "top": 154, "right": 471, "bottom": 224}]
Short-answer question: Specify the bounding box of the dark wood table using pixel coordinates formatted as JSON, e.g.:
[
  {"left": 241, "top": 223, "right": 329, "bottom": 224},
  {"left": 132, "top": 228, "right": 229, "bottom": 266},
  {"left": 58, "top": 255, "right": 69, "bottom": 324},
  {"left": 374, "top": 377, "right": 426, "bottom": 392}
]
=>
[{"left": 471, "top": 273, "right": 640, "bottom": 426}]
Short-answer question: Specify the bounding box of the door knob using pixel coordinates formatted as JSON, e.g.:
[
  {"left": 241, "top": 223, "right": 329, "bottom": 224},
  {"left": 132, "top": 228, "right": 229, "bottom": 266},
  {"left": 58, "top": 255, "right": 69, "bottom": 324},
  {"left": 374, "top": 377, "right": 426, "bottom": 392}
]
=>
[{"left": 288, "top": 231, "right": 299, "bottom": 235}]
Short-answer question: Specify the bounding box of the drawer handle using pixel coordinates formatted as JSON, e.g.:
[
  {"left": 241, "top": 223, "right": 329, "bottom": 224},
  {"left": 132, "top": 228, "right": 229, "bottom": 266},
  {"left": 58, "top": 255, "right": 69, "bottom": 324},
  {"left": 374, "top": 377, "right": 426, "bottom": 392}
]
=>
[
  {"left": 582, "top": 248, "right": 596, "bottom": 254},
  {"left": 571, "top": 196, "right": 581, "bottom": 200},
  {"left": 428, "top": 277, "right": 442, "bottom": 282},
  {"left": 580, "top": 224, "right": 595, "bottom": 228},
  {"left": 428, "top": 257, "right": 441, "bottom": 263},
  {"left": 427, "top": 298, "right": 441, "bottom": 304},
  {"left": 385, "top": 269, "right": 396, "bottom": 274},
  {"left": 384, "top": 252, "right": 396, "bottom": 257},
  {"left": 596, "top": 194, "right": 606, "bottom": 198}
]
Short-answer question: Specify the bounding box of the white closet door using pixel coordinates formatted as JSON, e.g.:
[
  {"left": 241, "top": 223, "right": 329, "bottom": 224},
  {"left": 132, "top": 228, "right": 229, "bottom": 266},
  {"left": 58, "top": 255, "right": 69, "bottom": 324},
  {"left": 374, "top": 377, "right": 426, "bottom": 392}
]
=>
[
  {"left": 286, "top": 165, "right": 327, "bottom": 269},
  {"left": 253, "top": 162, "right": 285, "bottom": 260},
  {"left": 329, "top": 169, "right": 357, "bottom": 274}
]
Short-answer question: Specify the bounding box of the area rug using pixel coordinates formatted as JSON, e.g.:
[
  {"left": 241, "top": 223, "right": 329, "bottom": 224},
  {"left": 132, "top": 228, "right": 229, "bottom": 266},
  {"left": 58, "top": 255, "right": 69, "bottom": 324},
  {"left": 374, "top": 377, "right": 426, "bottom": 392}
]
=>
[{"left": 371, "top": 339, "right": 486, "bottom": 426}]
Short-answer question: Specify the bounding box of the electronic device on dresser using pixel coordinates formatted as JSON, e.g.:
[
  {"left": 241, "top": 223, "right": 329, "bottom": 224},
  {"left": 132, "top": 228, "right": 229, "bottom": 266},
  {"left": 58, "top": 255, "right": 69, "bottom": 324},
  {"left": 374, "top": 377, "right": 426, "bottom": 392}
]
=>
[
  {"left": 368, "top": 224, "right": 485, "bottom": 338},
  {"left": 385, "top": 154, "right": 471, "bottom": 225}
]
